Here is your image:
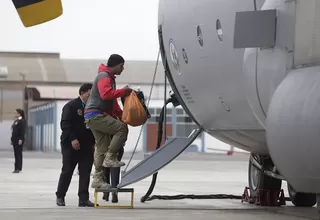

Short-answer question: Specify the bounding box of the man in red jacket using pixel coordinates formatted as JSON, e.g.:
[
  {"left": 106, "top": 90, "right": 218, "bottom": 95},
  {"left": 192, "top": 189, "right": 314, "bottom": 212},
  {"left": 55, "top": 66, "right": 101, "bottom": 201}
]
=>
[{"left": 84, "top": 54, "right": 132, "bottom": 189}]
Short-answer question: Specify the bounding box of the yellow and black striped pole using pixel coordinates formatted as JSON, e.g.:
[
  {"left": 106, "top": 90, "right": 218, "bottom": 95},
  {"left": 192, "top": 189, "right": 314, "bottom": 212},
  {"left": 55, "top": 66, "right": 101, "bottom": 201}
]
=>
[{"left": 12, "top": 0, "right": 63, "bottom": 27}]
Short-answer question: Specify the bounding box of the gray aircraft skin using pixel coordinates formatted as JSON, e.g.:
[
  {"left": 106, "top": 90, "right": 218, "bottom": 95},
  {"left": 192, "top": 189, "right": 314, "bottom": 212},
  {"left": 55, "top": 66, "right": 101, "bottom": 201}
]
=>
[{"left": 158, "top": 0, "right": 320, "bottom": 206}]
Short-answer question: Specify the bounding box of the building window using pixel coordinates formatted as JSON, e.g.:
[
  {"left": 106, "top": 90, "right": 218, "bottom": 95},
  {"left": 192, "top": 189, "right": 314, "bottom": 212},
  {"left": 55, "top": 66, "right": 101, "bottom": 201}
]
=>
[
  {"left": 155, "top": 116, "right": 172, "bottom": 123},
  {"left": 155, "top": 108, "right": 172, "bottom": 116},
  {"left": 148, "top": 108, "right": 155, "bottom": 115},
  {"left": 176, "top": 108, "right": 184, "bottom": 115},
  {"left": 176, "top": 124, "right": 198, "bottom": 137}
]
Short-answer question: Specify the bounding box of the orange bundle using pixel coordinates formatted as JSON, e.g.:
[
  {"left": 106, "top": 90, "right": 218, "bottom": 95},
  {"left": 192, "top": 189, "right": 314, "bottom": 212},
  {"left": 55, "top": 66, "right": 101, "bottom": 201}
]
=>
[{"left": 122, "top": 91, "right": 147, "bottom": 126}]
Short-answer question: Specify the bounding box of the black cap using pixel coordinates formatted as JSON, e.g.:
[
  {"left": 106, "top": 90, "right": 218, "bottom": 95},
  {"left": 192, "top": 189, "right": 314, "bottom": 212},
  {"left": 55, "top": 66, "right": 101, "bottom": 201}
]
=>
[{"left": 107, "top": 54, "right": 125, "bottom": 67}]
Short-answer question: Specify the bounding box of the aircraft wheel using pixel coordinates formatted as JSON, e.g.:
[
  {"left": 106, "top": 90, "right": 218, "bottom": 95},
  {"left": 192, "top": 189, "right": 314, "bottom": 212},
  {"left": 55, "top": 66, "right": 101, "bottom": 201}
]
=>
[
  {"left": 287, "top": 183, "right": 316, "bottom": 207},
  {"left": 248, "top": 154, "right": 282, "bottom": 198}
]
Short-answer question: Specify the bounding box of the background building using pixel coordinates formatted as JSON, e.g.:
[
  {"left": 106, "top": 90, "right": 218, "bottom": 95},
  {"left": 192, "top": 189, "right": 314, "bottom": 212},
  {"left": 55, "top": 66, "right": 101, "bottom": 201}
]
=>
[{"left": 0, "top": 51, "right": 245, "bottom": 154}]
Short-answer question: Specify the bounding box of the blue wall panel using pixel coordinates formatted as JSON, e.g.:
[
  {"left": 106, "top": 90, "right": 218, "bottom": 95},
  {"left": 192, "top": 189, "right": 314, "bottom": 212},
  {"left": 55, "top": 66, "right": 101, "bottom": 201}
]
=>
[{"left": 28, "top": 102, "right": 56, "bottom": 152}]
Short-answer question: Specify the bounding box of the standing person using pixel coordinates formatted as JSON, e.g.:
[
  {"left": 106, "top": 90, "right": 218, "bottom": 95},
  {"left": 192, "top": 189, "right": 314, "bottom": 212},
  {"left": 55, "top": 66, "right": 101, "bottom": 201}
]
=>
[
  {"left": 55, "top": 83, "right": 96, "bottom": 207},
  {"left": 11, "top": 108, "right": 26, "bottom": 174},
  {"left": 84, "top": 54, "right": 132, "bottom": 189}
]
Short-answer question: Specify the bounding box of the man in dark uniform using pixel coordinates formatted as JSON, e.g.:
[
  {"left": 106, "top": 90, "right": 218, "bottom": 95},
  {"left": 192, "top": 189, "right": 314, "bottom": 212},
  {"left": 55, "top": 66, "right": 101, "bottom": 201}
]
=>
[{"left": 55, "top": 83, "right": 96, "bottom": 207}]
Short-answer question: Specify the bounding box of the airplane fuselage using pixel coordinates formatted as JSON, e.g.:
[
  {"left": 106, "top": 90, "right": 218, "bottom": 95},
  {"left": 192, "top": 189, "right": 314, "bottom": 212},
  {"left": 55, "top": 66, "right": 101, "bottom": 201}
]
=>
[
  {"left": 158, "top": 0, "right": 270, "bottom": 155},
  {"left": 159, "top": 0, "right": 320, "bottom": 194}
]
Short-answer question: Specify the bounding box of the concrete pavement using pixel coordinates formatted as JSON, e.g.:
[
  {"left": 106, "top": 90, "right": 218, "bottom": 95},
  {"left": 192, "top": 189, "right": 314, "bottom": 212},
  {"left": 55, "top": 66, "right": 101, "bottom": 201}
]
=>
[{"left": 0, "top": 150, "right": 318, "bottom": 220}]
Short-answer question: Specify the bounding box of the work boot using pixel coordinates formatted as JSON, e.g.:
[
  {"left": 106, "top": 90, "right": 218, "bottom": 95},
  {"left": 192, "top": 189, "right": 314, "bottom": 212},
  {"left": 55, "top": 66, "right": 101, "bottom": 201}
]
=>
[
  {"left": 78, "top": 200, "right": 95, "bottom": 207},
  {"left": 102, "top": 192, "right": 109, "bottom": 201},
  {"left": 112, "top": 192, "right": 118, "bottom": 203},
  {"left": 91, "top": 175, "right": 111, "bottom": 189},
  {"left": 102, "top": 152, "right": 125, "bottom": 168},
  {"left": 102, "top": 192, "right": 118, "bottom": 203},
  {"left": 56, "top": 197, "right": 65, "bottom": 206}
]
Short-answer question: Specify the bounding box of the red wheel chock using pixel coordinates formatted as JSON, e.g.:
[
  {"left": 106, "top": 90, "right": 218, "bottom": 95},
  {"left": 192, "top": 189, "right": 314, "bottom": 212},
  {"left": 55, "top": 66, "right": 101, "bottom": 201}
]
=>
[{"left": 241, "top": 187, "right": 286, "bottom": 206}]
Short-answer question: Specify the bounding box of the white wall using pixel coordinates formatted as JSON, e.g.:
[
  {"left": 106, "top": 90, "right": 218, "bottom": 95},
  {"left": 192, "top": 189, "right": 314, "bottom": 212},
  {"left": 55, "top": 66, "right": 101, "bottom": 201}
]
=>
[{"left": 0, "top": 120, "right": 14, "bottom": 150}]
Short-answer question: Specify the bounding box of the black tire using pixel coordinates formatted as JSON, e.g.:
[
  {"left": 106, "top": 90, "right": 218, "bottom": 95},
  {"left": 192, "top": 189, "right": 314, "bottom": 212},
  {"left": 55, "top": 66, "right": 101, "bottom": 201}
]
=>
[
  {"left": 287, "top": 184, "right": 316, "bottom": 207},
  {"left": 248, "top": 154, "right": 282, "bottom": 199}
]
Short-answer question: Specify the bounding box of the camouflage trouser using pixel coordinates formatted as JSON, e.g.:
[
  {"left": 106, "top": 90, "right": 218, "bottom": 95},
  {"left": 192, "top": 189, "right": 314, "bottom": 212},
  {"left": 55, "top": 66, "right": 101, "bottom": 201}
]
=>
[{"left": 85, "top": 114, "right": 128, "bottom": 183}]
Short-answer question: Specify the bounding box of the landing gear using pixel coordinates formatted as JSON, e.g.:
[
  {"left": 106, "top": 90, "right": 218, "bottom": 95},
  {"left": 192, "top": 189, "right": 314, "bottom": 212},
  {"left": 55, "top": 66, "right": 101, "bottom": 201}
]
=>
[
  {"left": 287, "top": 183, "right": 316, "bottom": 207},
  {"left": 248, "top": 153, "right": 317, "bottom": 207},
  {"left": 248, "top": 154, "right": 282, "bottom": 198},
  {"left": 242, "top": 154, "right": 285, "bottom": 206}
]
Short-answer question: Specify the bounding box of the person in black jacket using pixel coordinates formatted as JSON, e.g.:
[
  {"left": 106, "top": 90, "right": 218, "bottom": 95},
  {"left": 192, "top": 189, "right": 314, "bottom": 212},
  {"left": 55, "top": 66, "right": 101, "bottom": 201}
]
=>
[
  {"left": 11, "top": 108, "right": 26, "bottom": 174},
  {"left": 55, "top": 83, "right": 96, "bottom": 207}
]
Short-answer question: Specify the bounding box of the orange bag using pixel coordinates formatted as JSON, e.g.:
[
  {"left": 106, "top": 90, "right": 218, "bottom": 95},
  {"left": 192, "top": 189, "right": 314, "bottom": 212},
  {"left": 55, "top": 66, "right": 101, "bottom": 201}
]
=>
[{"left": 122, "top": 91, "right": 147, "bottom": 126}]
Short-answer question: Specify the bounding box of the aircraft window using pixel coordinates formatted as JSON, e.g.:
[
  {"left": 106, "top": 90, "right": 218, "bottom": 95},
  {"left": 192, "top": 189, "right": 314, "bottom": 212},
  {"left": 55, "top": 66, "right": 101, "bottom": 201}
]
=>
[
  {"left": 216, "top": 19, "right": 223, "bottom": 42},
  {"left": 197, "top": 25, "right": 204, "bottom": 47}
]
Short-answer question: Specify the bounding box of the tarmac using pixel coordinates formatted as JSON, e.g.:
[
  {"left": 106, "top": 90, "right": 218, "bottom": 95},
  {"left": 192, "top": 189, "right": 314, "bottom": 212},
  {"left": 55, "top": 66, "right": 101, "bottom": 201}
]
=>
[{"left": 0, "top": 150, "right": 319, "bottom": 220}]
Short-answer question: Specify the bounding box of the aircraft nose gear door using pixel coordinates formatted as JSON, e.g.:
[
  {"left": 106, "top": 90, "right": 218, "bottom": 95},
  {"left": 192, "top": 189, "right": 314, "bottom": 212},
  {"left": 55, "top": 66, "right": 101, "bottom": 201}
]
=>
[{"left": 117, "top": 128, "right": 203, "bottom": 188}]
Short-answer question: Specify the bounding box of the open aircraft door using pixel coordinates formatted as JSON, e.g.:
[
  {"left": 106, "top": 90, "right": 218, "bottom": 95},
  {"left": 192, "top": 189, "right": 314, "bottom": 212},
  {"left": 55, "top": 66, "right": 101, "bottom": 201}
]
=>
[{"left": 118, "top": 128, "right": 203, "bottom": 188}]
